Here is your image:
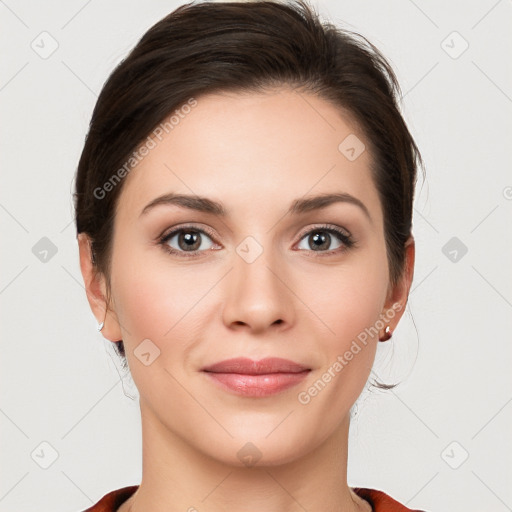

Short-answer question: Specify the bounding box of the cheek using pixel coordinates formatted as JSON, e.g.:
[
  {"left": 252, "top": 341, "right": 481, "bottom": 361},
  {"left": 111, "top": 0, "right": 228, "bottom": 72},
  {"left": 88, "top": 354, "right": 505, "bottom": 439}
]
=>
[
  {"left": 291, "top": 251, "right": 388, "bottom": 402},
  {"left": 110, "top": 248, "right": 218, "bottom": 359},
  {"left": 109, "top": 261, "right": 213, "bottom": 414},
  {"left": 296, "top": 254, "right": 388, "bottom": 349},
  {"left": 293, "top": 273, "right": 385, "bottom": 425}
]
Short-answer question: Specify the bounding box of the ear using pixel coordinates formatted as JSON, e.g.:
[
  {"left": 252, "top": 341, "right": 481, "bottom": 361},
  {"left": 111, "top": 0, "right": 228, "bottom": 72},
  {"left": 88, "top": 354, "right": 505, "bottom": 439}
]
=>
[
  {"left": 381, "top": 234, "right": 415, "bottom": 332},
  {"left": 77, "top": 233, "right": 123, "bottom": 343}
]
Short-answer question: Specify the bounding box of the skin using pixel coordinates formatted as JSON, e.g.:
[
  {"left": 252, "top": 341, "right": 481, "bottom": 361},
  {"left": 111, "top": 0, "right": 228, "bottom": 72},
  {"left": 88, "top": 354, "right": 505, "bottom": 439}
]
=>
[{"left": 78, "top": 87, "right": 414, "bottom": 512}]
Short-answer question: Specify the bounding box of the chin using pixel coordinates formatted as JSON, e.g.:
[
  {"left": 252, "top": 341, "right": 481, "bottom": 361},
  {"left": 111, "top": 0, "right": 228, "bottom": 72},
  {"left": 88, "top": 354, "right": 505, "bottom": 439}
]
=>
[{"left": 195, "top": 426, "right": 315, "bottom": 469}]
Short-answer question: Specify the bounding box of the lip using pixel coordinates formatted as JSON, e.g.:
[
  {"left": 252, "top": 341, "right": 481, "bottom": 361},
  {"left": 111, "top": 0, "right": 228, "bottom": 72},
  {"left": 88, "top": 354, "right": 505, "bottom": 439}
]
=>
[
  {"left": 201, "top": 357, "right": 311, "bottom": 397},
  {"left": 202, "top": 357, "right": 310, "bottom": 374}
]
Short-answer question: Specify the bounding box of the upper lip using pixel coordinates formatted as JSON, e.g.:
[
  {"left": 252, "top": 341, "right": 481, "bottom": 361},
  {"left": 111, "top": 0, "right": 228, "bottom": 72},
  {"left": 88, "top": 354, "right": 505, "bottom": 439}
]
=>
[{"left": 201, "top": 357, "right": 310, "bottom": 375}]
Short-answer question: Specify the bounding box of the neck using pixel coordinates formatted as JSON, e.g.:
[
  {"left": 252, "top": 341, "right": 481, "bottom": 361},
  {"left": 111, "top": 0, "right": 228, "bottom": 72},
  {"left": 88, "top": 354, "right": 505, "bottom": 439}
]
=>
[{"left": 122, "top": 402, "right": 369, "bottom": 512}]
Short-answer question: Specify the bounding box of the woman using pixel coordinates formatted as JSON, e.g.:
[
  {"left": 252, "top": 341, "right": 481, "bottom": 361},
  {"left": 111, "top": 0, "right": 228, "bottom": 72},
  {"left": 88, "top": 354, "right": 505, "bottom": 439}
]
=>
[{"left": 74, "top": 1, "right": 426, "bottom": 510}]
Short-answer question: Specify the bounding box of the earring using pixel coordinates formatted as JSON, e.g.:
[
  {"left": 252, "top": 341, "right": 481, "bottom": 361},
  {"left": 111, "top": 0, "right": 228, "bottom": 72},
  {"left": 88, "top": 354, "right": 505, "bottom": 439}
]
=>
[
  {"left": 97, "top": 310, "right": 107, "bottom": 332},
  {"left": 379, "top": 325, "right": 392, "bottom": 342}
]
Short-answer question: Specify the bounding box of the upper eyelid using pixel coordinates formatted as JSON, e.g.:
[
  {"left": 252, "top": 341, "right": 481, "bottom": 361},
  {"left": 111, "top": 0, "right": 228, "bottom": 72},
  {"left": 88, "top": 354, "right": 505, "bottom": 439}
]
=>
[
  {"left": 160, "top": 223, "right": 216, "bottom": 239},
  {"left": 295, "top": 224, "right": 351, "bottom": 239}
]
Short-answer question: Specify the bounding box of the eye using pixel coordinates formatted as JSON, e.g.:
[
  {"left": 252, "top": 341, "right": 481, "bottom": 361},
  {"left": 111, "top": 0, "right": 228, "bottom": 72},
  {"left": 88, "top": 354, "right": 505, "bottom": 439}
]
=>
[
  {"left": 295, "top": 225, "right": 355, "bottom": 254},
  {"left": 159, "top": 225, "right": 219, "bottom": 258},
  {"left": 158, "top": 223, "right": 355, "bottom": 258}
]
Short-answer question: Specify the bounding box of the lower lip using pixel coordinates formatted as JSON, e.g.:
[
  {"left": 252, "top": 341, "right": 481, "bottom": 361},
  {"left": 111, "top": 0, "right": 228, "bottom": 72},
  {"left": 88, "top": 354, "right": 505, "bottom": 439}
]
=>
[{"left": 203, "top": 371, "right": 310, "bottom": 397}]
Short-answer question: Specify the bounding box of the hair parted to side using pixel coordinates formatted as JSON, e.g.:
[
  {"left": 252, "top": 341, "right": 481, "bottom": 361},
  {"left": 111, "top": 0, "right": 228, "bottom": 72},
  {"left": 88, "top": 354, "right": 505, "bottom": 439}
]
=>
[{"left": 73, "top": 0, "right": 424, "bottom": 383}]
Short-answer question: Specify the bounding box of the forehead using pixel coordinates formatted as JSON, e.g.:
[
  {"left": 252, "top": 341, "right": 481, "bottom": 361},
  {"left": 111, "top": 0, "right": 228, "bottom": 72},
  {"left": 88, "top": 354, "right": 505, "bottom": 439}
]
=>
[{"left": 115, "top": 88, "right": 382, "bottom": 225}]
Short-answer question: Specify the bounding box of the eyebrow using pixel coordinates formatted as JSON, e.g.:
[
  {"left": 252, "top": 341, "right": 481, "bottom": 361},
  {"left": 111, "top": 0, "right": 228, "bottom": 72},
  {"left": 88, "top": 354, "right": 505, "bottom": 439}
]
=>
[{"left": 140, "top": 192, "right": 372, "bottom": 223}]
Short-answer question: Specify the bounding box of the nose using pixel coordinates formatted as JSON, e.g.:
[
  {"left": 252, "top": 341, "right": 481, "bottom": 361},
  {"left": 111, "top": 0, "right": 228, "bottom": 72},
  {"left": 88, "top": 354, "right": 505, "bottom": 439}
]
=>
[{"left": 221, "top": 244, "right": 295, "bottom": 334}]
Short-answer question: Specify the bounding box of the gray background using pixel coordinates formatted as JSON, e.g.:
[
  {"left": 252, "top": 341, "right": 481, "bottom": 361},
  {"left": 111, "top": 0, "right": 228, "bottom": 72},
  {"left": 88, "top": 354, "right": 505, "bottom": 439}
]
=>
[{"left": 1, "top": 0, "right": 511, "bottom": 511}]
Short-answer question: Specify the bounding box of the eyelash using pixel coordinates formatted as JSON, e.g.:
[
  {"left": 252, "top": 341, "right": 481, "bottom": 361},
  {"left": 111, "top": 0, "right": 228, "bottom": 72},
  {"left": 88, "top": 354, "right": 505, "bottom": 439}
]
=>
[{"left": 158, "top": 223, "right": 356, "bottom": 259}]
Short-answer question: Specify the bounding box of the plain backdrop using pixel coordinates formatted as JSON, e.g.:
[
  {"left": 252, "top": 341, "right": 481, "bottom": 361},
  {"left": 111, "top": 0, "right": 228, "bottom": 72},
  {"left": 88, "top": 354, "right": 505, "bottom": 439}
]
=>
[{"left": 1, "top": 1, "right": 511, "bottom": 511}]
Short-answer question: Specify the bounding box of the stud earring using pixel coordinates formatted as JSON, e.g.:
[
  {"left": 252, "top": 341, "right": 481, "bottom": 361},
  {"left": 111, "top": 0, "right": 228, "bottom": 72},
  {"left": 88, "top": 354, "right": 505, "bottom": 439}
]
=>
[
  {"left": 379, "top": 325, "right": 392, "bottom": 342},
  {"left": 97, "top": 321, "right": 104, "bottom": 332}
]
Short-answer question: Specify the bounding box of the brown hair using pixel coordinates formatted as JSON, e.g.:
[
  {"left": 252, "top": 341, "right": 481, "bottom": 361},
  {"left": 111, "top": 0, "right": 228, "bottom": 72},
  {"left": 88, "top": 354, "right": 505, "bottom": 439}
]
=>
[{"left": 74, "top": 0, "right": 424, "bottom": 367}]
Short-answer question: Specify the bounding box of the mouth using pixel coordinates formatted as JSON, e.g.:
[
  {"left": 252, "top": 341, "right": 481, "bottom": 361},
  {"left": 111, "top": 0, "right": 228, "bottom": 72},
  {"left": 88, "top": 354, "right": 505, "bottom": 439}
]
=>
[
  {"left": 201, "top": 357, "right": 311, "bottom": 397},
  {"left": 202, "top": 357, "right": 310, "bottom": 374}
]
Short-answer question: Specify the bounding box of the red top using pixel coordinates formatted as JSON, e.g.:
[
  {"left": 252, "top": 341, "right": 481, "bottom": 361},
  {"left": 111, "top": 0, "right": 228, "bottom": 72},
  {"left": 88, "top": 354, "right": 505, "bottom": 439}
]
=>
[{"left": 82, "top": 485, "right": 426, "bottom": 511}]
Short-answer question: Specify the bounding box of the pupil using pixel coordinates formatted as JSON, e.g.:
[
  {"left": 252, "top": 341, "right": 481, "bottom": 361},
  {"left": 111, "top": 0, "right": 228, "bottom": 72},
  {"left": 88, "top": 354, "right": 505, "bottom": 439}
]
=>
[
  {"left": 180, "top": 231, "right": 200, "bottom": 250},
  {"left": 311, "top": 231, "right": 330, "bottom": 250}
]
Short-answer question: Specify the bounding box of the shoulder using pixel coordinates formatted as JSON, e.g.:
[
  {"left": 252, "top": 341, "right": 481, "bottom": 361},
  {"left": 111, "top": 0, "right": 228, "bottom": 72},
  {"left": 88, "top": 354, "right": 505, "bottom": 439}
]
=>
[
  {"left": 352, "top": 487, "right": 428, "bottom": 512},
  {"left": 81, "top": 485, "right": 427, "bottom": 512},
  {"left": 81, "top": 486, "right": 139, "bottom": 512}
]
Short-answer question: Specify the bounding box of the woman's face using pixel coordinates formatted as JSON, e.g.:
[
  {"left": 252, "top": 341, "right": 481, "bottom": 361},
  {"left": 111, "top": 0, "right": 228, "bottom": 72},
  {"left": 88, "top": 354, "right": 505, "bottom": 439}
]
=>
[{"left": 82, "top": 88, "right": 412, "bottom": 466}]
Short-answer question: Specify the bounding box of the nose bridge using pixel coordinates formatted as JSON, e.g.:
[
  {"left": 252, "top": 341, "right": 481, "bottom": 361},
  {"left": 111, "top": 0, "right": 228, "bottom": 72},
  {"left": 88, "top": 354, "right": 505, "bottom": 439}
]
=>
[{"left": 222, "top": 234, "right": 294, "bottom": 330}]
